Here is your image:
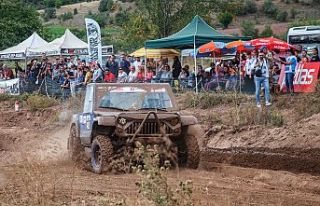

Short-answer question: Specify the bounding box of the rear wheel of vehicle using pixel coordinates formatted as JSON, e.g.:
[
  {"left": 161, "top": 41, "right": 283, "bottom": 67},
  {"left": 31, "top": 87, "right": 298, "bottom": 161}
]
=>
[
  {"left": 91, "top": 135, "right": 113, "bottom": 174},
  {"left": 68, "top": 125, "right": 84, "bottom": 163},
  {"left": 176, "top": 125, "right": 202, "bottom": 169}
]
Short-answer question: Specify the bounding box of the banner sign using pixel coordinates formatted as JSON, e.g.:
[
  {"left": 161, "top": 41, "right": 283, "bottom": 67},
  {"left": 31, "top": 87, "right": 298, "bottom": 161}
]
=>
[
  {"left": 85, "top": 18, "right": 102, "bottom": 64},
  {"left": 0, "top": 78, "right": 20, "bottom": 95},
  {"left": 61, "top": 48, "right": 88, "bottom": 55},
  {"left": 0, "top": 53, "right": 25, "bottom": 60},
  {"left": 278, "top": 62, "right": 320, "bottom": 93}
]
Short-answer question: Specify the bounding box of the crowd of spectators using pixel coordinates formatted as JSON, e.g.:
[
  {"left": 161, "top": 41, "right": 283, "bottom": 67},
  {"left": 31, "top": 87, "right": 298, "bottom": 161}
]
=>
[{"left": 0, "top": 47, "right": 319, "bottom": 102}]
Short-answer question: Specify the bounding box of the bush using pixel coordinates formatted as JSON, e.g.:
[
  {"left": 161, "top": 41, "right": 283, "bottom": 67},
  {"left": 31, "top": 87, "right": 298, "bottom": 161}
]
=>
[
  {"left": 26, "top": 94, "right": 58, "bottom": 111},
  {"left": 276, "top": 11, "right": 288, "bottom": 22},
  {"left": 241, "top": 20, "right": 259, "bottom": 38},
  {"left": 99, "top": 0, "right": 114, "bottom": 12},
  {"left": 244, "top": 0, "right": 257, "bottom": 14},
  {"left": 58, "top": 12, "right": 73, "bottom": 22},
  {"left": 260, "top": 25, "right": 273, "bottom": 37},
  {"left": 269, "top": 111, "right": 284, "bottom": 127},
  {"left": 115, "top": 10, "right": 129, "bottom": 26},
  {"left": 217, "top": 12, "right": 233, "bottom": 29},
  {"left": 262, "top": 0, "right": 279, "bottom": 18},
  {"left": 73, "top": 8, "right": 78, "bottom": 15},
  {"left": 44, "top": 7, "right": 56, "bottom": 19},
  {"left": 290, "top": 8, "right": 298, "bottom": 19}
]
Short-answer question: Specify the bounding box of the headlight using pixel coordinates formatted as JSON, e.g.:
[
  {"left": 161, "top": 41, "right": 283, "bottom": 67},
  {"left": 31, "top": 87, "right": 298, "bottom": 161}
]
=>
[
  {"left": 118, "top": 117, "right": 127, "bottom": 125},
  {"left": 170, "top": 118, "right": 180, "bottom": 126}
]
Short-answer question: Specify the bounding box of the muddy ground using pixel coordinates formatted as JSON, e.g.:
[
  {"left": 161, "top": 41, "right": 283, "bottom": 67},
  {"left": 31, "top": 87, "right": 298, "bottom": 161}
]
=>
[{"left": 1, "top": 95, "right": 320, "bottom": 205}]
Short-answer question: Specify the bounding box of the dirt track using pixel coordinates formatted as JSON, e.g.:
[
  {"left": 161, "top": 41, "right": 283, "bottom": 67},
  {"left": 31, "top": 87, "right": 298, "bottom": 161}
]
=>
[{"left": 1, "top": 106, "right": 320, "bottom": 205}]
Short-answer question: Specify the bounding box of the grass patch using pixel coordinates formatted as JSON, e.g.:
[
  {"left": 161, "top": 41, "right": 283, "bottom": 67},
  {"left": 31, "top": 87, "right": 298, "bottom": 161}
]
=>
[
  {"left": 26, "top": 94, "right": 59, "bottom": 111},
  {"left": 183, "top": 92, "right": 253, "bottom": 109}
]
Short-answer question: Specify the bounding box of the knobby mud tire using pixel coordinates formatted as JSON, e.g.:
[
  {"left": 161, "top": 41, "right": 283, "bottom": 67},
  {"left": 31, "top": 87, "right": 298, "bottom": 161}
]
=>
[
  {"left": 68, "top": 125, "right": 84, "bottom": 164},
  {"left": 91, "top": 135, "right": 113, "bottom": 174},
  {"left": 176, "top": 125, "right": 203, "bottom": 169}
]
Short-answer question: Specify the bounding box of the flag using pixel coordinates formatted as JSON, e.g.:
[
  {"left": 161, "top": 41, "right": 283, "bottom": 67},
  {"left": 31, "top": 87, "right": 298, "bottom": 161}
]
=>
[{"left": 85, "top": 18, "right": 102, "bottom": 64}]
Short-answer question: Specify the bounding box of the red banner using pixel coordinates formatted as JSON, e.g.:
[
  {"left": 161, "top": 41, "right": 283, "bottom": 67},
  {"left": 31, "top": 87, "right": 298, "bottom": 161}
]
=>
[{"left": 278, "top": 62, "right": 320, "bottom": 93}]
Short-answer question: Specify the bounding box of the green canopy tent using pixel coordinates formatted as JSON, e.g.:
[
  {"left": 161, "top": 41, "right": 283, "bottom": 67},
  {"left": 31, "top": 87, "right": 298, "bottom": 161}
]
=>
[
  {"left": 145, "top": 15, "right": 250, "bottom": 49},
  {"left": 145, "top": 15, "right": 250, "bottom": 93}
]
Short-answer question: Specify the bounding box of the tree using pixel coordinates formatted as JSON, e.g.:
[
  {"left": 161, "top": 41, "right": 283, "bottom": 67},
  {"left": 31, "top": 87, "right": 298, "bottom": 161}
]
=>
[
  {"left": 44, "top": 7, "right": 57, "bottom": 20},
  {"left": 55, "top": 0, "right": 62, "bottom": 8},
  {"left": 0, "top": 0, "right": 42, "bottom": 50},
  {"left": 121, "top": 13, "right": 158, "bottom": 52},
  {"left": 74, "top": 8, "right": 78, "bottom": 15},
  {"left": 241, "top": 21, "right": 259, "bottom": 38},
  {"left": 260, "top": 25, "right": 273, "bottom": 37},
  {"left": 218, "top": 12, "right": 233, "bottom": 29},
  {"left": 136, "top": 0, "right": 217, "bottom": 38}
]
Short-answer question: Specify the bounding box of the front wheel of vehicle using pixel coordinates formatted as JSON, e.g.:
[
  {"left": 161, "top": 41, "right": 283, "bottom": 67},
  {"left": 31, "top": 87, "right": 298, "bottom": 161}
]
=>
[{"left": 91, "top": 135, "right": 113, "bottom": 174}]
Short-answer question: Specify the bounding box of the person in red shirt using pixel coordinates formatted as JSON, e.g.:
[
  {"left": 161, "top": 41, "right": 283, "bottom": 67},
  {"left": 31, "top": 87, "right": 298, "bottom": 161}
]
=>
[
  {"left": 145, "top": 67, "right": 154, "bottom": 82},
  {"left": 137, "top": 68, "right": 145, "bottom": 82},
  {"left": 3, "top": 65, "right": 14, "bottom": 80},
  {"left": 104, "top": 69, "right": 116, "bottom": 83}
]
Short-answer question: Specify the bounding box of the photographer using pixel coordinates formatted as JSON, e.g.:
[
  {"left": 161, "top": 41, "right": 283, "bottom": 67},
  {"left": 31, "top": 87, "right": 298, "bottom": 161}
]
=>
[{"left": 253, "top": 52, "right": 271, "bottom": 108}]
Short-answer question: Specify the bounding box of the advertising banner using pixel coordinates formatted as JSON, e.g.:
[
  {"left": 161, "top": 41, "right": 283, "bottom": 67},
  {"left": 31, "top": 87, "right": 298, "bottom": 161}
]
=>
[
  {"left": 278, "top": 62, "right": 320, "bottom": 93},
  {"left": 0, "top": 78, "right": 20, "bottom": 95},
  {"left": 85, "top": 18, "right": 102, "bottom": 64}
]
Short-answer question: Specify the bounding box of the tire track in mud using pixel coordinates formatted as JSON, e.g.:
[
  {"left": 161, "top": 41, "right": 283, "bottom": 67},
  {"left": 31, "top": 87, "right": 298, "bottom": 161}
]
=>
[{"left": 200, "top": 147, "right": 320, "bottom": 174}]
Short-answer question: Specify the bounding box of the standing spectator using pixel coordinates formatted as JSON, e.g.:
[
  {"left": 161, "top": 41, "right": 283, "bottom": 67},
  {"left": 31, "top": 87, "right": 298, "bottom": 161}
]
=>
[
  {"left": 104, "top": 69, "right": 116, "bottom": 83},
  {"left": 14, "top": 61, "right": 23, "bottom": 78},
  {"left": 119, "top": 54, "right": 130, "bottom": 74},
  {"left": 133, "top": 57, "right": 142, "bottom": 71},
  {"left": 172, "top": 56, "right": 182, "bottom": 80},
  {"left": 280, "top": 50, "right": 297, "bottom": 95},
  {"left": 244, "top": 51, "right": 257, "bottom": 93},
  {"left": 61, "top": 73, "right": 71, "bottom": 100},
  {"left": 310, "top": 48, "right": 320, "bottom": 62},
  {"left": 84, "top": 67, "right": 93, "bottom": 85},
  {"left": 253, "top": 52, "right": 271, "bottom": 107},
  {"left": 106, "top": 55, "right": 119, "bottom": 76},
  {"left": 117, "top": 68, "right": 128, "bottom": 83},
  {"left": 92, "top": 64, "right": 103, "bottom": 83},
  {"left": 127, "top": 66, "right": 138, "bottom": 83}
]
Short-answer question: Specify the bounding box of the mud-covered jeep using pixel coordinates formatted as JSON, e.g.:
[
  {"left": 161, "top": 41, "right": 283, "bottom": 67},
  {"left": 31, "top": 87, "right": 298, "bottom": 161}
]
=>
[{"left": 68, "top": 83, "right": 203, "bottom": 173}]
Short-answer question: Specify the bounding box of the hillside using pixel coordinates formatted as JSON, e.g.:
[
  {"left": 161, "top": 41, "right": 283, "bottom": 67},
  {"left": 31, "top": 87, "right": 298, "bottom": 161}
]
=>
[{"left": 34, "top": 0, "right": 320, "bottom": 52}]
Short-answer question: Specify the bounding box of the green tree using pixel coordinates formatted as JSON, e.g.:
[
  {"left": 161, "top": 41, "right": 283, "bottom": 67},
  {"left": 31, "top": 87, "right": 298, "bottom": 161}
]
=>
[
  {"left": 121, "top": 13, "right": 158, "bottom": 52},
  {"left": 241, "top": 21, "right": 259, "bottom": 38},
  {"left": 244, "top": 0, "right": 257, "bottom": 14},
  {"left": 218, "top": 12, "right": 233, "bottom": 29},
  {"left": 136, "top": 0, "right": 217, "bottom": 38},
  {"left": 44, "top": 7, "right": 57, "bottom": 20},
  {"left": 0, "top": 0, "right": 42, "bottom": 50},
  {"left": 260, "top": 25, "right": 273, "bottom": 37}
]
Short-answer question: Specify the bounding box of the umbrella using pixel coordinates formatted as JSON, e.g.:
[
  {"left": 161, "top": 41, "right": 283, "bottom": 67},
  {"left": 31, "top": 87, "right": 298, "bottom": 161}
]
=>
[
  {"left": 250, "top": 37, "right": 294, "bottom": 51},
  {"left": 225, "top": 40, "right": 254, "bottom": 52},
  {"left": 198, "top": 41, "right": 221, "bottom": 53}
]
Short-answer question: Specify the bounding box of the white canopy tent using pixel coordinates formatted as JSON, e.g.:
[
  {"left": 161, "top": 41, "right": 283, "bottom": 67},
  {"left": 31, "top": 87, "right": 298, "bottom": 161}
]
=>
[
  {"left": 0, "top": 32, "right": 49, "bottom": 59},
  {"left": 28, "top": 29, "right": 88, "bottom": 56}
]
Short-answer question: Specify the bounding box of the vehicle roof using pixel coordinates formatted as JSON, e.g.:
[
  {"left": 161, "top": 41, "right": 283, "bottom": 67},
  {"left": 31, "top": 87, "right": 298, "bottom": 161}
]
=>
[
  {"left": 89, "top": 83, "right": 178, "bottom": 111},
  {"left": 288, "top": 26, "right": 320, "bottom": 35}
]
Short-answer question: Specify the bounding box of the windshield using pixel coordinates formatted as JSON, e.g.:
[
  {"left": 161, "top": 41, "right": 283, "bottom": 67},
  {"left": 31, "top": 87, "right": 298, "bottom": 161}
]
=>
[{"left": 98, "top": 86, "right": 174, "bottom": 110}]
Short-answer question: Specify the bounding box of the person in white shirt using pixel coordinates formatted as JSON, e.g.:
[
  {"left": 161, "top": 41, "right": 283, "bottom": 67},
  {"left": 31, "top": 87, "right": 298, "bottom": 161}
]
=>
[
  {"left": 133, "top": 57, "right": 142, "bottom": 72},
  {"left": 117, "top": 68, "right": 128, "bottom": 83},
  {"left": 244, "top": 50, "right": 258, "bottom": 93},
  {"left": 127, "top": 66, "right": 138, "bottom": 83}
]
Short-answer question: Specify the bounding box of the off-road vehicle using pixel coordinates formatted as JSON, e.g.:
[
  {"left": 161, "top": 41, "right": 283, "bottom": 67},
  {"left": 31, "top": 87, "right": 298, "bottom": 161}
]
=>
[{"left": 68, "top": 83, "right": 203, "bottom": 173}]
